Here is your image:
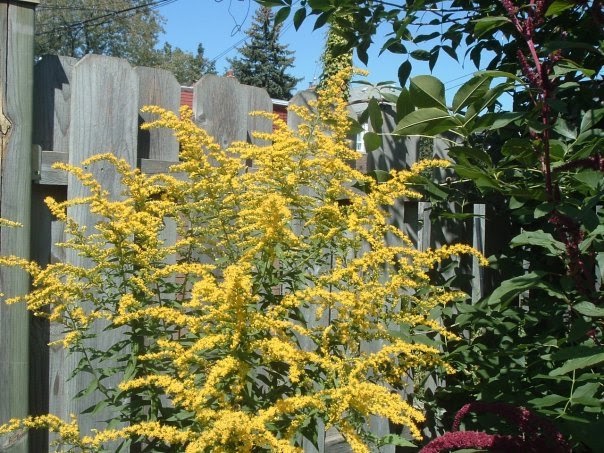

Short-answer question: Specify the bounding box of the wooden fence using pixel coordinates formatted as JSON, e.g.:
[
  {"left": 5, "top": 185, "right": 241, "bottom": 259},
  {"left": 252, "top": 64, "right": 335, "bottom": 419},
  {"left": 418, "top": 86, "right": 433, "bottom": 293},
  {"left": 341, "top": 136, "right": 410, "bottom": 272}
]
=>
[{"left": 1, "top": 51, "right": 497, "bottom": 452}]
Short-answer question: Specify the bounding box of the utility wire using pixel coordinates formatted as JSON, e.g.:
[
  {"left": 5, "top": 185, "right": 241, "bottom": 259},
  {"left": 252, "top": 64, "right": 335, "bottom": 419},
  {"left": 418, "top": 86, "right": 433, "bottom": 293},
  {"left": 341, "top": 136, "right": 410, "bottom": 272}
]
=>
[{"left": 35, "top": 0, "right": 180, "bottom": 36}]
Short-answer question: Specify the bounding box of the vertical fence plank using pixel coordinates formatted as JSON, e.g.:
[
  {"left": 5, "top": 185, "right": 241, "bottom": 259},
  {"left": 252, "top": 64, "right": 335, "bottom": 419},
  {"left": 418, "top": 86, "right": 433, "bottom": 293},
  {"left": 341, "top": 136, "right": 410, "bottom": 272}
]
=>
[
  {"left": 30, "top": 55, "right": 75, "bottom": 452},
  {"left": 0, "top": 2, "right": 37, "bottom": 452},
  {"left": 51, "top": 54, "right": 139, "bottom": 438},
  {"left": 244, "top": 85, "right": 273, "bottom": 146},
  {"left": 193, "top": 75, "right": 247, "bottom": 148},
  {"left": 288, "top": 90, "right": 317, "bottom": 132},
  {"left": 135, "top": 67, "right": 180, "bottom": 161},
  {"left": 32, "top": 55, "right": 76, "bottom": 153}
]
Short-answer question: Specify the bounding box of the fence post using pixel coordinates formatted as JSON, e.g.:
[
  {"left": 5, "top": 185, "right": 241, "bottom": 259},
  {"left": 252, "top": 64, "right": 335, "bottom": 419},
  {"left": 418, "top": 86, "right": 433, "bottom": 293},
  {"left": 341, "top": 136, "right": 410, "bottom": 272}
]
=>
[{"left": 0, "top": 1, "right": 37, "bottom": 452}]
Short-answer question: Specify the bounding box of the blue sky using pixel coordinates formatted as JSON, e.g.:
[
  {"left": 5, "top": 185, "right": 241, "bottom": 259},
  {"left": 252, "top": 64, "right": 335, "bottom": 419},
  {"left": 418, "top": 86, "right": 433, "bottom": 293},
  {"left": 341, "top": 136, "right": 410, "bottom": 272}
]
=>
[{"left": 158, "top": 0, "right": 481, "bottom": 95}]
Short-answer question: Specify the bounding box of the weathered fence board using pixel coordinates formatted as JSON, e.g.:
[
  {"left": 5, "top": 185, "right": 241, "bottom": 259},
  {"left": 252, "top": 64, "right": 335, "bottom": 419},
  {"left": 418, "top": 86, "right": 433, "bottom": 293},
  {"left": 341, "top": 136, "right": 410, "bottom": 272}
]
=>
[
  {"left": 135, "top": 66, "right": 180, "bottom": 160},
  {"left": 58, "top": 54, "right": 140, "bottom": 437},
  {"left": 194, "top": 74, "right": 274, "bottom": 149},
  {"left": 0, "top": 2, "right": 37, "bottom": 452}
]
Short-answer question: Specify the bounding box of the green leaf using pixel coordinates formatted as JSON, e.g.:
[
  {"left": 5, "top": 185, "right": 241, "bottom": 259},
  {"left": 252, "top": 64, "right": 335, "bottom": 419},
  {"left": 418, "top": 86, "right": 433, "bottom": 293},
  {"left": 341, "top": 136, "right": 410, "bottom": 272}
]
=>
[
  {"left": 293, "top": 7, "right": 306, "bottom": 30},
  {"left": 572, "top": 382, "right": 601, "bottom": 406},
  {"left": 313, "top": 11, "right": 331, "bottom": 30},
  {"left": 550, "top": 353, "right": 604, "bottom": 376},
  {"left": 510, "top": 230, "right": 566, "bottom": 256},
  {"left": 580, "top": 108, "right": 604, "bottom": 133},
  {"left": 448, "top": 146, "right": 492, "bottom": 167},
  {"left": 398, "top": 60, "right": 412, "bottom": 88},
  {"left": 396, "top": 87, "right": 413, "bottom": 121},
  {"left": 274, "top": 6, "right": 291, "bottom": 26},
  {"left": 574, "top": 301, "right": 604, "bottom": 317},
  {"left": 545, "top": 0, "right": 576, "bottom": 16},
  {"left": 378, "top": 434, "right": 416, "bottom": 448},
  {"left": 573, "top": 170, "right": 604, "bottom": 191},
  {"left": 368, "top": 98, "right": 383, "bottom": 132},
  {"left": 410, "top": 49, "right": 431, "bottom": 61},
  {"left": 554, "top": 117, "right": 577, "bottom": 140},
  {"left": 579, "top": 225, "right": 604, "bottom": 252},
  {"left": 501, "top": 138, "right": 535, "bottom": 164},
  {"left": 486, "top": 271, "right": 545, "bottom": 305},
  {"left": 409, "top": 75, "right": 447, "bottom": 110},
  {"left": 478, "top": 70, "right": 524, "bottom": 83},
  {"left": 454, "top": 165, "right": 500, "bottom": 191},
  {"left": 363, "top": 131, "right": 381, "bottom": 152},
  {"left": 529, "top": 394, "right": 567, "bottom": 408},
  {"left": 473, "top": 16, "right": 511, "bottom": 37},
  {"left": 394, "top": 108, "right": 460, "bottom": 136},
  {"left": 452, "top": 75, "right": 491, "bottom": 113},
  {"left": 474, "top": 112, "right": 524, "bottom": 131}
]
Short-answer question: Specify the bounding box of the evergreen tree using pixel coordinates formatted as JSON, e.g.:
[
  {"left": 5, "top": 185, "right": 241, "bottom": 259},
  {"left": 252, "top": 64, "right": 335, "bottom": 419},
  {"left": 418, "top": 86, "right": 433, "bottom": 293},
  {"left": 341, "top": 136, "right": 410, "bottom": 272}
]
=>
[{"left": 228, "top": 7, "right": 301, "bottom": 100}]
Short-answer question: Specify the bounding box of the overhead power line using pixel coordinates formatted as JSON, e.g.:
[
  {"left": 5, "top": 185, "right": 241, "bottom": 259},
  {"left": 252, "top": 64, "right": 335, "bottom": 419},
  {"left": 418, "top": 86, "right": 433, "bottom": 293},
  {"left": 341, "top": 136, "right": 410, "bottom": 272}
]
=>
[{"left": 35, "top": 0, "right": 180, "bottom": 36}]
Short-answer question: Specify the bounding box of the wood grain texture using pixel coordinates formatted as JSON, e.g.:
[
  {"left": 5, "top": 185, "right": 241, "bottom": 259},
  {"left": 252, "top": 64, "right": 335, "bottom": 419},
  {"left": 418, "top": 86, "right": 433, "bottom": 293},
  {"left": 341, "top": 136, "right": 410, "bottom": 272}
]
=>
[
  {"left": 33, "top": 55, "right": 76, "bottom": 155},
  {"left": 54, "top": 54, "right": 139, "bottom": 438},
  {"left": 135, "top": 66, "right": 180, "bottom": 161},
  {"left": 193, "top": 74, "right": 247, "bottom": 148},
  {"left": 287, "top": 89, "right": 317, "bottom": 132},
  {"left": 0, "top": 3, "right": 35, "bottom": 452},
  {"left": 244, "top": 85, "right": 273, "bottom": 146}
]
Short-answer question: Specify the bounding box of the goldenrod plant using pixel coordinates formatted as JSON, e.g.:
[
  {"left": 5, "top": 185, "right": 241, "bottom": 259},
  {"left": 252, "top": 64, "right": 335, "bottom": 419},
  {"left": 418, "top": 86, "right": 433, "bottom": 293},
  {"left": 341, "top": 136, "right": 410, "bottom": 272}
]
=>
[{"left": 0, "top": 70, "right": 485, "bottom": 452}]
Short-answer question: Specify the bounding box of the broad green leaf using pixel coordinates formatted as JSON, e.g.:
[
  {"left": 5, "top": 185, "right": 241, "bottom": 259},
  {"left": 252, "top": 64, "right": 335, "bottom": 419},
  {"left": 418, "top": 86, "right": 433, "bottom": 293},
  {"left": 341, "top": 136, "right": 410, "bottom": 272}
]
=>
[
  {"left": 313, "top": 11, "right": 331, "bottom": 30},
  {"left": 454, "top": 165, "right": 500, "bottom": 191},
  {"left": 398, "top": 60, "right": 412, "bottom": 88},
  {"left": 572, "top": 382, "right": 601, "bottom": 406},
  {"left": 574, "top": 301, "right": 604, "bottom": 317},
  {"left": 501, "top": 138, "right": 535, "bottom": 165},
  {"left": 579, "top": 225, "right": 604, "bottom": 252},
  {"left": 529, "top": 394, "right": 567, "bottom": 408},
  {"left": 573, "top": 170, "right": 604, "bottom": 191},
  {"left": 452, "top": 75, "right": 491, "bottom": 113},
  {"left": 474, "top": 112, "right": 524, "bottom": 131},
  {"left": 293, "top": 7, "right": 306, "bottom": 30},
  {"left": 580, "top": 108, "right": 604, "bottom": 133},
  {"left": 473, "top": 16, "right": 511, "bottom": 37},
  {"left": 368, "top": 98, "right": 383, "bottom": 132},
  {"left": 410, "top": 49, "right": 431, "bottom": 61},
  {"left": 545, "top": 0, "right": 576, "bottom": 16},
  {"left": 478, "top": 70, "right": 524, "bottom": 83},
  {"left": 486, "top": 271, "right": 545, "bottom": 305},
  {"left": 510, "top": 230, "right": 566, "bottom": 256},
  {"left": 378, "top": 434, "right": 416, "bottom": 448},
  {"left": 448, "top": 146, "right": 492, "bottom": 166},
  {"left": 274, "top": 6, "right": 291, "bottom": 26},
  {"left": 394, "top": 108, "right": 460, "bottom": 136},
  {"left": 410, "top": 75, "right": 447, "bottom": 110},
  {"left": 396, "top": 87, "right": 413, "bottom": 121},
  {"left": 550, "top": 353, "right": 604, "bottom": 376},
  {"left": 554, "top": 117, "right": 577, "bottom": 140},
  {"left": 363, "top": 131, "right": 381, "bottom": 152}
]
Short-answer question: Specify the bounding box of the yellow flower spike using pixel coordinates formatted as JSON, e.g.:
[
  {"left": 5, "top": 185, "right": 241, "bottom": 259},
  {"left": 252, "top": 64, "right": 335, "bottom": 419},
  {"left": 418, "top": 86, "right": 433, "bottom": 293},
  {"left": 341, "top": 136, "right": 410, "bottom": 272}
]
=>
[{"left": 0, "top": 70, "right": 489, "bottom": 452}]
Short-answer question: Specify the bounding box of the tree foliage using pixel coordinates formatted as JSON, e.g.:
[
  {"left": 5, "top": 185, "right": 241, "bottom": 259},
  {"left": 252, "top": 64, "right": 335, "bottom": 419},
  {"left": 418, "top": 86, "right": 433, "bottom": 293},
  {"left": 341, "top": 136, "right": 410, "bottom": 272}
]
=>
[
  {"left": 228, "top": 7, "right": 301, "bottom": 99},
  {"left": 153, "top": 43, "right": 217, "bottom": 86},
  {"left": 35, "top": 0, "right": 215, "bottom": 85},
  {"left": 259, "top": 0, "right": 604, "bottom": 450},
  {"left": 35, "top": 0, "right": 164, "bottom": 65}
]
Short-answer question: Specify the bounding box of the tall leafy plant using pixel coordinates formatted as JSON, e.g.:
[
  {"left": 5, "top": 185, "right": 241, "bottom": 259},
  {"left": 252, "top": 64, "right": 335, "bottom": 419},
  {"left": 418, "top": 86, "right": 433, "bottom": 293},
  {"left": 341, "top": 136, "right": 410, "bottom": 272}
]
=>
[
  {"left": 260, "top": 0, "right": 603, "bottom": 449},
  {"left": 0, "top": 70, "right": 485, "bottom": 452}
]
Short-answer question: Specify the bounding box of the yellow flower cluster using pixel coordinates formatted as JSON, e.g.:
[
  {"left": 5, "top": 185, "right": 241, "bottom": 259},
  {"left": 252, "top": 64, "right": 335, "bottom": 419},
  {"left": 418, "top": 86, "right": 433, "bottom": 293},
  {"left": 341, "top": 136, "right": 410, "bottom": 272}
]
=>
[{"left": 0, "top": 68, "right": 487, "bottom": 452}]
